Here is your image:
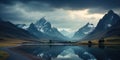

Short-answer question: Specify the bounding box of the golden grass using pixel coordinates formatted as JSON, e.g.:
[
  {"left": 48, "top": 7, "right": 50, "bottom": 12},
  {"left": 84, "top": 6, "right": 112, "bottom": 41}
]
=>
[
  {"left": 0, "top": 38, "right": 30, "bottom": 47},
  {"left": 0, "top": 50, "right": 9, "bottom": 60},
  {"left": 105, "top": 36, "right": 120, "bottom": 40},
  {"left": 104, "top": 36, "right": 120, "bottom": 45},
  {"left": 77, "top": 36, "right": 120, "bottom": 45}
]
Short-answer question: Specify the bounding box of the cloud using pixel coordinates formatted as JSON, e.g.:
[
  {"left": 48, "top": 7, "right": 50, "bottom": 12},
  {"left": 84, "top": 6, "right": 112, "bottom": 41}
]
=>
[
  {"left": 53, "top": 48, "right": 83, "bottom": 60},
  {"left": 0, "top": 0, "right": 120, "bottom": 34},
  {"left": 0, "top": 0, "right": 120, "bottom": 12},
  {"left": 0, "top": 2, "right": 105, "bottom": 31}
]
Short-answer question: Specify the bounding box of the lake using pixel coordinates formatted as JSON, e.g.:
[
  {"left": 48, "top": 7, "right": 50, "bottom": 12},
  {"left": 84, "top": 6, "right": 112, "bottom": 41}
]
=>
[{"left": 18, "top": 45, "right": 120, "bottom": 60}]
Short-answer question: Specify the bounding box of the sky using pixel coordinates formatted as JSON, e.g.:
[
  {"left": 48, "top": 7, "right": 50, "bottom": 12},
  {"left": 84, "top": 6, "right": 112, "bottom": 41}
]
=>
[{"left": 0, "top": 0, "right": 120, "bottom": 34}]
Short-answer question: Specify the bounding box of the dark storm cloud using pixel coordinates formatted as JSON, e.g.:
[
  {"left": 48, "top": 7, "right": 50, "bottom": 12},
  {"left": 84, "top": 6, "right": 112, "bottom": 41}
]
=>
[
  {"left": 0, "top": 3, "right": 22, "bottom": 21},
  {"left": 0, "top": 0, "right": 120, "bottom": 12},
  {"left": 30, "top": 0, "right": 120, "bottom": 13},
  {"left": 37, "top": 0, "right": 120, "bottom": 10},
  {"left": 0, "top": 0, "right": 120, "bottom": 22}
]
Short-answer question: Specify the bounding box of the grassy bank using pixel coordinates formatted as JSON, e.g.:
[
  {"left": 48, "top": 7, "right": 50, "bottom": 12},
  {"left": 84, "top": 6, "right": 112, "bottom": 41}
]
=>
[
  {"left": 77, "top": 36, "right": 120, "bottom": 45},
  {"left": 0, "top": 38, "right": 31, "bottom": 47},
  {"left": 0, "top": 50, "right": 9, "bottom": 60}
]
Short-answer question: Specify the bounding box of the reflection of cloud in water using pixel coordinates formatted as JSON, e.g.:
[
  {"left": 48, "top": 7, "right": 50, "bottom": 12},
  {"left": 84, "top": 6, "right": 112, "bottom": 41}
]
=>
[
  {"left": 52, "top": 48, "right": 83, "bottom": 60},
  {"left": 34, "top": 46, "right": 96, "bottom": 60},
  {"left": 83, "top": 52, "right": 96, "bottom": 60},
  {"left": 37, "top": 53, "right": 44, "bottom": 58}
]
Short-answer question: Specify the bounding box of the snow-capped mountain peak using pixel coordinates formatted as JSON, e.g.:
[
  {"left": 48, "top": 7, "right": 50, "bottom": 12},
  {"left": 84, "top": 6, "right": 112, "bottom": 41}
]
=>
[{"left": 35, "top": 17, "right": 52, "bottom": 33}]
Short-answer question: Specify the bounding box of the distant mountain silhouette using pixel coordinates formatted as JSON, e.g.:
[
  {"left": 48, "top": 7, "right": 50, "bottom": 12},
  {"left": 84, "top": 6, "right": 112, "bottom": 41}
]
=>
[
  {"left": 60, "top": 30, "right": 74, "bottom": 38},
  {"left": 73, "top": 23, "right": 94, "bottom": 40},
  {"left": 0, "top": 19, "right": 38, "bottom": 40},
  {"left": 83, "top": 10, "right": 120, "bottom": 40},
  {"left": 16, "top": 24, "right": 28, "bottom": 29}
]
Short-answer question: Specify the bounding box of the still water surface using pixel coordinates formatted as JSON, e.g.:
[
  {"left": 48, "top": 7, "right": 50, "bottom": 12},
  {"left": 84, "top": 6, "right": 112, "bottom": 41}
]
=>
[{"left": 18, "top": 45, "right": 120, "bottom": 60}]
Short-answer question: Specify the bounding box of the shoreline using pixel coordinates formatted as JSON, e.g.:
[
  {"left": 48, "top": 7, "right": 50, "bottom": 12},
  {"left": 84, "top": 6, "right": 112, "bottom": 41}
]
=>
[
  {"left": 9, "top": 46, "right": 43, "bottom": 60},
  {"left": 0, "top": 46, "right": 43, "bottom": 60}
]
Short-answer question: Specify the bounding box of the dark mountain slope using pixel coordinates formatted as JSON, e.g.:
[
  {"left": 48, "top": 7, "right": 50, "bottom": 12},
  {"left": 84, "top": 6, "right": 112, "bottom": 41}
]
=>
[
  {"left": 82, "top": 10, "right": 120, "bottom": 40},
  {"left": 0, "top": 19, "right": 38, "bottom": 40}
]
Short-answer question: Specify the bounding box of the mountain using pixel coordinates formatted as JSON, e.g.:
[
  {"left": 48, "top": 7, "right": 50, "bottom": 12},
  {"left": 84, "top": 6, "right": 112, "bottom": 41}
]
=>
[
  {"left": 60, "top": 30, "right": 74, "bottom": 38},
  {"left": 0, "top": 19, "right": 38, "bottom": 40},
  {"left": 27, "top": 17, "right": 67, "bottom": 41},
  {"left": 83, "top": 10, "right": 120, "bottom": 40},
  {"left": 73, "top": 23, "right": 94, "bottom": 40},
  {"left": 27, "top": 23, "right": 53, "bottom": 40},
  {"left": 16, "top": 24, "right": 28, "bottom": 29},
  {"left": 27, "top": 23, "right": 44, "bottom": 38},
  {"left": 94, "top": 10, "right": 120, "bottom": 31}
]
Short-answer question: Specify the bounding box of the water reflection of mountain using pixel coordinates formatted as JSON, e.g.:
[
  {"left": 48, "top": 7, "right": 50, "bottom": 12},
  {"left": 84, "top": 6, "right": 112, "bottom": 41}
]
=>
[{"left": 17, "top": 45, "right": 120, "bottom": 60}]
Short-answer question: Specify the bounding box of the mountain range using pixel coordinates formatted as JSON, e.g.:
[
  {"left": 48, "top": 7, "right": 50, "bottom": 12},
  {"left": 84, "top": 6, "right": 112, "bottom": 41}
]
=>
[
  {"left": 0, "top": 10, "right": 120, "bottom": 42},
  {"left": 0, "top": 17, "right": 67, "bottom": 42},
  {"left": 27, "top": 17, "right": 67, "bottom": 41}
]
